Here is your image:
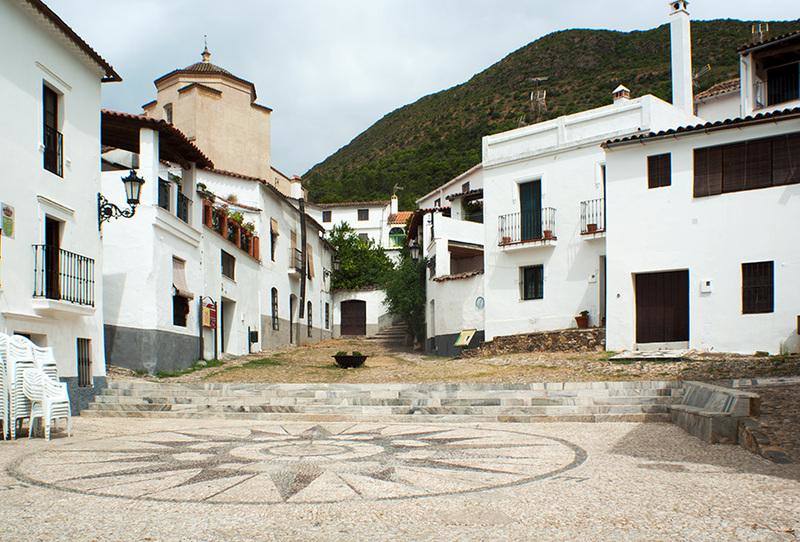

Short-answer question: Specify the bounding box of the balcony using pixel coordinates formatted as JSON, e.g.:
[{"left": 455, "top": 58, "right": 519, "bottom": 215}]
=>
[
  {"left": 43, "top": 125, "right": 63, "bottom": 177},
  {"left": 32, "top": 245, "right": 95, "bottom": 314},
  {"left": 177, "top": 192, "right": 191, "bottom": 223},
  {"left": 205, "top": 202, "right": 260, "bottom": 260},
  {"left": 288, "top": 248, "right": 303, "bottom": 276},
  {"left": 498, "top": 208, "right": 557, "bottom": 249},
  {"left": 580, "top": 198, "right": 606, "bottom": 239},
  {"left": 753, "top": 68, "right": 800, "bottom": 110}
]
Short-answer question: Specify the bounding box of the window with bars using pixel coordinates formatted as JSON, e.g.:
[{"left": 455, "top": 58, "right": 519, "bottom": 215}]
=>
[
  {"left": 694, "top": 132, "right": 800, "bottom": 197},
  {"left": 521, "top": 265, "right": 544, "bottom": 301},
  {"left": 357, "top": 209, "right": 369, "bottom": 221},
  {"left": 742, "top": 261, "right": 774, "bottom": 314},
  {"left": 221, "top": 250, "right": 236, "bottom": 280},
  {"left": 325, "top": 302, "right": 330, "bottom": 330},
  {"left": 307, "top": 301, "right": 313, "bottom": 337},
  {"left": 77, "top": 338, "right": 92, "bottom": 388},
  {"left": 322, "top": 210, "right": 332, "bottom": 223},
  {"left": 647, "top": 153, "right": 672, "bottom": 188},
  {"left": 271, "top": 288, "right": 279, "bottom": 330}
]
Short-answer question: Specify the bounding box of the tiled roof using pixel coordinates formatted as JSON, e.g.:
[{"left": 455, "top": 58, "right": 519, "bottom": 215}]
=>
[
  {"left": 23, "top": 0, "right": 121, "bottom": 82},
  {"left": 738, "top": 29, "right": 800, "bottom": 53},
  {"left": 388, "top": 211, "right": 413, "bottom": 225},
  {"left": 446, "top": 188, "right": 484, "bottom": 202},
  {"left": 604, "top": 106, "right": 800, "bottom": 148},
  {"left": 313, "top": 200, "right": 390, "bottom": 209},
  {"left": 695, "top": 79, "right": 740, "bottom": 101},
  {"left": 101, "top": 109, "right": 213, "bottom": 168},
  {"left": 432, "top": 270, "right": 484, "bottom": 283}
]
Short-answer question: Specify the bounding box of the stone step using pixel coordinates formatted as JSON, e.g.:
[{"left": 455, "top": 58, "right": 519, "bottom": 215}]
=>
[{"left": 80, "top": 409, "right": 672, "bottom": 424}]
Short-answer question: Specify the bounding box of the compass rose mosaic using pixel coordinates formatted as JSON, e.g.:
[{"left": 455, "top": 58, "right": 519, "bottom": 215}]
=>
[{"left": 10, "top": 423, "right": 586, "bottom": 504}]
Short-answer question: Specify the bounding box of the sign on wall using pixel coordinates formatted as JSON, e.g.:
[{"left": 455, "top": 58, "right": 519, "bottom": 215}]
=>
[
  {"left": 202, "top": 301, "right": 217, "bottom": 329},
  {"left": 1, "top": 203, "right": 14, "bottom": 239}
]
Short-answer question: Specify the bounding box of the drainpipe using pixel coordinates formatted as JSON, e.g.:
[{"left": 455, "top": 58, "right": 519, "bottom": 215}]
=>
[{"left": 298, "top": 197, "right": 307, "bottom": 328}]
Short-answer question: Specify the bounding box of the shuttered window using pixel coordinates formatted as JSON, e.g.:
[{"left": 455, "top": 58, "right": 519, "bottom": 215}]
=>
[
  {"left": 742, "top": 261, "right": 774, "bottom": 314},
  {"left": 307, "top": 302, "right": 313, "bottom": 337},
  {"left": 271, "top": 288, "right": 279, "bottom": 330},
  {"left": 521, "top": 265, "right": 544, "bottom": 301},
  {"left": 647, "top": 153, "right": 672, "bottom": 188},
  {"left": 357, "top": 209, "right": 369, "bottom": 221},
  {"left": 322, "top": 210, "right": 332, "bottom": 223},
  {"left": 221, "top": 250, "right": 236, "bottom": 280},
  {"left": 77, "top": 338, "right": 92, "bottom": 388},
  {"left": 694, "top": 132, "right": 800, "bottom": 197}
]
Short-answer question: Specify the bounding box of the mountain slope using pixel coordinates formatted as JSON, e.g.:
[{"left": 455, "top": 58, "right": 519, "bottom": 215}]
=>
[{"left": 304, "top": 19, "right": 800, "bottom": 209}]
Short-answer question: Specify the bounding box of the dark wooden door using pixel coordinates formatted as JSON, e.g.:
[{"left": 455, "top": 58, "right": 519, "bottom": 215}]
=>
[
  {"left": 635, "top": 270, "right": 689, "bottom": 344},
  {"left": 340, "top": 300, "right": 366, "bottom": 336},
  {"left": 519, "top": 180, "right": 542, "bottom": 241},
  {"left": 45, "top": 217, "right": 60, "bottom": 300}
]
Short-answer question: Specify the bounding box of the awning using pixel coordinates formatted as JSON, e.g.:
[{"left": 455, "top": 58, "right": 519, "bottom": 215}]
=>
[{"left": 172, "top": 258, "right": 194, "bottom": 299}]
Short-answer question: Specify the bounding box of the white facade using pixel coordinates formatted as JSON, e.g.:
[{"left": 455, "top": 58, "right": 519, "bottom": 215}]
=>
[
  {"left": 605, "top": 114, "right": 800, "bottom": 355},
  {"left": 416, "top": 164, "right": 484, "bottom": 210},
  {"left": 695, "top": 89, "right": 741, "bottom": 122},
  {"left": 481, "top": 94, "right": 697, "bottom": 341},
  {"left": 332, "top": 289, "right": 391, "bottom": 337},
  {"left": 739, "top": 33, "right": 800, "bottom": 118},
  {"left": 0, "top": 0, "right": 119, "bottom": 409}
]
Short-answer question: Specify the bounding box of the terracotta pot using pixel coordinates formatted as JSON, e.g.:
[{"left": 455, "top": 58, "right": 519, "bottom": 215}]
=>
[
  {"left": 543, "top": 230, "right": 555, "bottom": 240},
  {"left": 501, "top": 236, "right": 512, "bottom": 245},
  {"left": 587, "top": 223, "right": 598, "bottom": 233},
  {"left": 575, "top": 314, "right": 590, "bottom": 329}
]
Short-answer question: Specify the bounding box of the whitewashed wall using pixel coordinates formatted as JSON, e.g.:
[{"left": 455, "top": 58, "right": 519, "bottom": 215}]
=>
[
  {"left": 695, "top": 93, "right": 740, "bottom": 122},
  {"left": 605, "top": 119, "right": 800, "bottom": 355},
  {"left": 332, "top": 289, "right": 392, "bottom": 337},
  {"left": 427, "top": 275, "right": 484, "bottom": 338}
]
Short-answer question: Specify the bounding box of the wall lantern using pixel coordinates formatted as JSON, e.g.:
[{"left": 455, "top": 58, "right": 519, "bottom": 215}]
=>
[
  {"left": 98, "top": 169, "right": 145, "bottom": 229},
  {"left": 408, "top": 241, "right": 420, "bottom": 261}
]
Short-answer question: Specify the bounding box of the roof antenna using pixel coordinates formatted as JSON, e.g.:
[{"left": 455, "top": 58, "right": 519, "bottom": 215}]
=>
[
  {"left": 693, "top": 64, "right": 712, "bottom": 87},
  {"left": 519, "top": 76, "right": 549, "bottom": 127},
  {"left": 202, "top": 35, "right": 211, "bottom": 63}
]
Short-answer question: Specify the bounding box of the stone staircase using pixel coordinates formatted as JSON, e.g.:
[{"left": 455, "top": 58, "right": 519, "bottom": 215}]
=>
[
  {"left": 364, "top": 323, "right": 410, "bottom": 348},
  {"left": 82, "top": 380, "right": 683, "bottom": 423}
]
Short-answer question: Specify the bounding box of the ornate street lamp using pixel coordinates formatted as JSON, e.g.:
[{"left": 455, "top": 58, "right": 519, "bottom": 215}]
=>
[
  {"left": 98, "top": 169, "right": 145, "bottom": 229},
  {"left": 408, "top": 241, "right": 420, "bottom": 261}
]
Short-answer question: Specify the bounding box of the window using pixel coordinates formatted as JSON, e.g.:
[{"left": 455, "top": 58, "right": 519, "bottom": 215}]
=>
[
  {"left": 742, "top": 261, "right": 774, "bottom": 314},
  {"left": 694, "top": 132, "right": 800, "bottom": 197},
  {"left": 173, "top": 295, "right": 189, "bottom": 327},
  {"left": 325, "top": 302, "right": 330, "bottom": 330},
  {"left": 357, "top": 208, "right": 369, "bottom": 221},
  {"left": 462, "top": 182, "right": 470, "bottom": 193},
  {"left": 158, "top": 178, "right": 171, "bottom": 210},
  {"left": 521, "top": 265, "right": 544, "bottom": 300},
  {"left": 164, "top": 103, "right": 173, "bottom": 124},
  {"left": 767, "top": 62, "right": 800, "bottom": 106},
  {"left": 43, "top": 84, "right": 62, "bottom": 176},
  {"left": 271, "top": 288, "right": 279, "bottom": 330},
  {"left": 221, "top": 250, "right": 236, "bottom": 280},
  {"left": 270, "top": 218, "right": 278, "bottom": 262},
  {"left": 306, "top": 244, "right": 315, "bottom": 280},
  {"left": 647, "top": 153, "right": 671, "bottom": 188},
  {"left": 428, "top": 255, "right": 436, "bottom": 279},
  {"left": 358, "top": 233, "right": 369, "bottom": 242},
  {"left": 322, "top": 210, "right": 332, "bottom": 223},
  {"left": 77, "top": 338, "right": 92, "bottom": 388},
  {"left": 389, "top": 227, "right": 405, "bottom": 248},
  {"left": 434, "top": 198, "right": 441, "bottom": 208},
  {"left": 307, "top": 301, "right": 313, "bottom": 337}
]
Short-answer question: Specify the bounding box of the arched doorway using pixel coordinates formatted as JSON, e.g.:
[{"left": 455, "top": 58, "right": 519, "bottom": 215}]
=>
[{"left": 340, "top": 300, "right": 366, "bottom": 336}]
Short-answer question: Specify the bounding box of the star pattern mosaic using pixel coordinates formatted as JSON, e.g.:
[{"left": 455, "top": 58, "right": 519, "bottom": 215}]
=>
[{"left": 10, "top": 423, "right": 586, "bottom": 504}]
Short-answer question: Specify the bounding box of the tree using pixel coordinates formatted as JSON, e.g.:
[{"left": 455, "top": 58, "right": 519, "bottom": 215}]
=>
[
  {"left": 382, "top": 249, "right": 427, "bottom": 344},
  {"left": 327, "top": 223, "right": 393, "bottom": 291}
]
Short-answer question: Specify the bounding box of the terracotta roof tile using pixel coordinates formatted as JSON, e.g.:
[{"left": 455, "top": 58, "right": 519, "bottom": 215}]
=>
[
  {"left": 738, "top": 29, "right": 800, "bottom": 53},
  {"left": 432, "top": 270, "right": 484, "bottom": 282},
  {"left": 314, "top": 200, "right": 390, "bottom": 209},
  {"left": 388, "top": 211, "right": 413, "bottom": 224},
  {"left": 695, "top": 79, "right": 740, "bottom": 101}
]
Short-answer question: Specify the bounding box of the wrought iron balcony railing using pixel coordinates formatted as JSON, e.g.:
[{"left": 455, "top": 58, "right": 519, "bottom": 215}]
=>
[
  {"left": 33, "top": 245, "right": 95, "bottom": 307},
  {"left": 498, "top": 208, "right": 556, "bottom": 246},
  {"left": 43, "top": 125, "right": 63, "bottom": 177},
  {"left": 580, "top": 198, "right": 605, "bottom": 235}
]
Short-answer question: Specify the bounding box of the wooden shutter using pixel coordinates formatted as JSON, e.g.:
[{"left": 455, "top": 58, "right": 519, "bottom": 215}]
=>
[
  {"left": 648, "top": 154, "right": 671, "bottom": 188},
  {"left": 519, "top": 180, "right": 542, "bottom": 240},
  {"left": 772, "top": 133, "right": 800, "bottom": 186},
  {"left": 306, "top": 243, "right": 315, "bottom": 278},
  {"left": 722, "top": 142, "right": 747, "bottom": 193},
  {"left": 742, "top": 261, "right": 774, "bottom": 314},
  {"left": 694, "top": 146, "right": 723, "bottom": 197},
  {"left": 746, "top": 138, "right": 773, "bottom": 190}
]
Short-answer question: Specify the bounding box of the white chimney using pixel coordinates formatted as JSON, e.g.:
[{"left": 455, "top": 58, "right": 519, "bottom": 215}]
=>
[
  {"left": 613, "top": 85, "right": 631, "bottom": 104},
  {"left": 290, "top": 175, "right": 303, "bottom": 199},
  {"left": 669, "top": 0, "right": 694, "bottom": 115},
  {"left": 390, "top": 194, "right": 399, "bottom": 214}
]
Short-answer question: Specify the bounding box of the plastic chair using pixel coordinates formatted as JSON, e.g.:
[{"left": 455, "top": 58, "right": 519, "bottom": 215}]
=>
[
  {"left": 23, "top": 368, "right": 71, "bottom": 440},
  {"left": 7, "top": 336, "right": 35, "bottom": 439},
  {"left": 0, "top": 333, "right": 9, "bottom": 440},
  {"left": 32, "top": 345, "right": 59, "bottom": 382}
]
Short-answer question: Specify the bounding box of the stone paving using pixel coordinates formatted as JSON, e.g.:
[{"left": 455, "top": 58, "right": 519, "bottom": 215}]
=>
[{"left": 1, "top": 418, "right": 799, "bottom": 541}]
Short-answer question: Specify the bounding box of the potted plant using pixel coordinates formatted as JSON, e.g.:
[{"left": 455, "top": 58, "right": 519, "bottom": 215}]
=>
[
  {"left": 501, "top": 236, "right": 512, "bottom": 245},
  {"left": 543, "top": 229, "right": 555, "bottom": 241},
  {"left": 333, "top": 351, "right": 368, "bottom": 368},
  {"left": 575, "top": 310, "right": 590, "bottom": 329},
  {"left": 586, "top": 223, "right": 598, "bottom": 233}
]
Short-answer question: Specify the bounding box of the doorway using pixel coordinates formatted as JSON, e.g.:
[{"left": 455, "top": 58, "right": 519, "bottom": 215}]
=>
[
  {"left": 519, "top": 180, "right": 542, "bottom": 241},
  {"left": 220, "top": 297, "right": 236, "bottom": 353},
  {"left": 635, "top": 270, "right": 689, "bottom": 345},
  {"left": 289, "top": 294, "right": 297, "bottom": 344},
  {"left": 340, "top": 300, "right": 367, "bottom": 336},
  {"left": 45, "top": 216, "right": 61, "bottom": 300}
]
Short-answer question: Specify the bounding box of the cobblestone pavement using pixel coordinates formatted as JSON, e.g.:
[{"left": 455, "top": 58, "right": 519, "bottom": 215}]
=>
[{"left": 0, "top": 418, "right": 798, "bottom": 541}]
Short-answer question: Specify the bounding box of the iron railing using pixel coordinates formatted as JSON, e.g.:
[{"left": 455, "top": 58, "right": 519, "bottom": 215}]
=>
[
  {"left": 43, "top": 125, "right": 63, "bottom": 177},
  {"left": 177, "top": 192, "right": 191, "bottom": 223},
  {"left": 580, "top": 198, "right": 605, "bottom": 235},
  {"left": 158, "top": 179, "right": 171, "bottom": 210},
  {"left": 290, "top": 248, "right": 303, "bottom": 273},
  {"left": 33, "top": 245, "right": 95, "bottom": 307},
  {"left": 498, "top": 208, "right": 556, "bottom": 246}
]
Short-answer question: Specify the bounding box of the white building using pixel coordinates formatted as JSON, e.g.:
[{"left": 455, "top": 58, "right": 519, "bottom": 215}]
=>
[
  {"left": 0, "top": 0, "right": 120, "bottom": 411},
  {"left": 604, "top": 28, "right": 800, "bottom": 355}
]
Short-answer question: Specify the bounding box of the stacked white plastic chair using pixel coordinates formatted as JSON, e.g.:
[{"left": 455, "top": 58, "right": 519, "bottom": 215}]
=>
[
  {"left": 32, "top": 345, "right": 59, "bottom": 382},
  {"left": 7, "top": 336, "right": 35, "bottom": 440},
  {"left": 0, "top": 333, "right": 9, "bottom": 440},
  {"left": 23, "top": 367, "right": 72, "bottom": 440}
]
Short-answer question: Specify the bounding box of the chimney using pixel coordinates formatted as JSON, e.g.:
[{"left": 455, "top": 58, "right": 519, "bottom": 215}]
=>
[
  {"left": 613, "top": 85, "right": 631, "bottom": 104},
  {"left": 290, "top": 175, "right": 303, "bottom": 199},
  {"left": 390, "top": 194, "right": 399, "bottom": 214},
  {"left": 669, "top": 0, "right": 694, "bottom": 115}
]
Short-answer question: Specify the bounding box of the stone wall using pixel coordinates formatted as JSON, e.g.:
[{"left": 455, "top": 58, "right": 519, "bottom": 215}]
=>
[{"left": 463, "top": 328, "right": 605, "bottom": 357}]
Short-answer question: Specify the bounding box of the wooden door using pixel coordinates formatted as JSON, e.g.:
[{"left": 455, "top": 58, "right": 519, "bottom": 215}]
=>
[
  {"left": 635, "top": 270, "right": 689, "bottom": 344},
  {"left": 519, "top": 180, "right": 542, "bottom": 241},
  {"left": 45, "top": 216, "right": 60, "bottom": 300},
  {"left": 340, "top": 300, "right": 367, "bottom": 336}
]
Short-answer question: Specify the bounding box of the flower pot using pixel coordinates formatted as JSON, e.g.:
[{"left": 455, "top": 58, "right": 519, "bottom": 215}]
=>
[
  {"left": 333, "top": 355, "right": 368, "bottom": 368},
  {"left": 575, "top": 314, "right": 590, "bottom": 329},
  {"left": 543, "top": 230, "right": 555, "bottom": 240},
  {"left": 501, "top": 236, "right": 512, "bottom": 245},
  {"left": 587, "top": 223, "right": 598, "bottom": 233}
]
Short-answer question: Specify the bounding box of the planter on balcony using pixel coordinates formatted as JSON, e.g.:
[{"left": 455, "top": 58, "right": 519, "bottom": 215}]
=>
[
  {"left": 543, "top": 230, "right": 555, "bottom": 241},
  {"left": 586, "top": 223, "right": 598, "bottom": 233}
]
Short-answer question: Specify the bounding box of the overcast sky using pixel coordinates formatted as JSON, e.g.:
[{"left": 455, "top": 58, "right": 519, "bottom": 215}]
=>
[{"left": 48, "top": 0, "right": 798, "bottom": 176}]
